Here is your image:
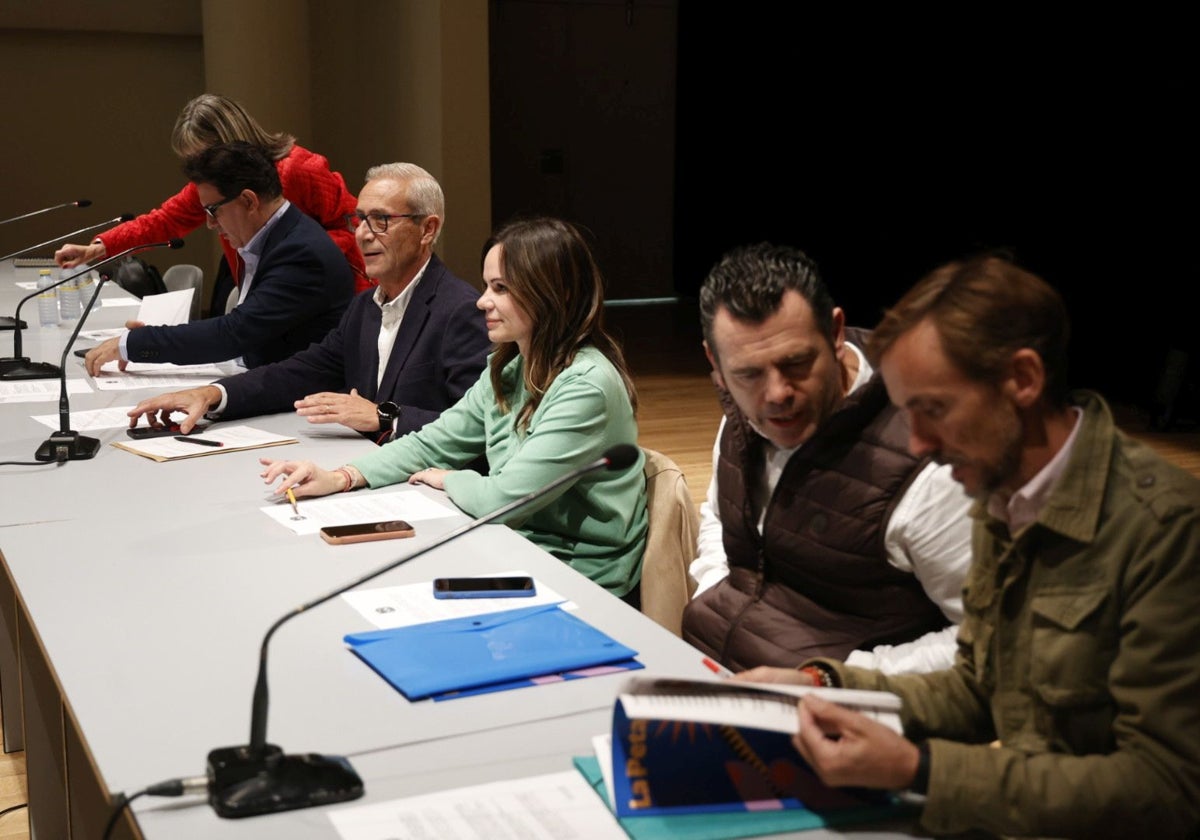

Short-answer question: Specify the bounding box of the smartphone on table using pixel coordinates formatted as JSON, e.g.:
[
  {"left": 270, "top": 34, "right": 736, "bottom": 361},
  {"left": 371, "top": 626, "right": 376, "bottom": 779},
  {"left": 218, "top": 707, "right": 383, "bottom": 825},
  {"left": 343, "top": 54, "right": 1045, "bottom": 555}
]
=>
[
  {"left": 432, "top": 576, "right": 536, "bottom": 599},
  {"left": 320, "top": 520, "right": 415, "bottom": 545}
]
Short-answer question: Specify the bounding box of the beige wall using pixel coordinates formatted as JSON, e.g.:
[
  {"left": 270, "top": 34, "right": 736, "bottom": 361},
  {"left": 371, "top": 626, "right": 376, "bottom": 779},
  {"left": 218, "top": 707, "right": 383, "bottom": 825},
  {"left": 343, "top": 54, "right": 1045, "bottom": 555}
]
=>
[{"left": 1, "top": 0, "right": 491, "bottom": 307}]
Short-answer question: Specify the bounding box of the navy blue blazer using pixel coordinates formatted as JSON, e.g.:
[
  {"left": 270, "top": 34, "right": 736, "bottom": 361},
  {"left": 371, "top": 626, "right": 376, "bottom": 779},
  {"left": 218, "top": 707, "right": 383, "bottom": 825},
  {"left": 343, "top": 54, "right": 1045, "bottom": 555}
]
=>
[
  {"left": 220, "top": 253, "right": 489, "bottom": 437},
  {"left": 125, "top": 204, "right": 354, "bottom": 368}
]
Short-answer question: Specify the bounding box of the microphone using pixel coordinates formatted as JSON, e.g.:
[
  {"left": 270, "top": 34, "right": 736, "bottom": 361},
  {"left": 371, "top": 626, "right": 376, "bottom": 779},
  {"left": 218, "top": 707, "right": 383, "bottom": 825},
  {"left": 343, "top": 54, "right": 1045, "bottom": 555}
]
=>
[
  {"left": 206, "top": 443, "right": 641, "bottom": 818},
  {"left": 1, "top": 238, "right": 180, "bottom": 380},
  {"left": 0, "top": 199, "right": 91, "bottom": 227},
  {"left": 1, "top": 214, "right": 136, "bottom": 331},
  {"left": 0, "top": 213, "right": 136, "bottom": 263},
  {"left": 32, "top": 238, "right": 184, "bottom": 462}
]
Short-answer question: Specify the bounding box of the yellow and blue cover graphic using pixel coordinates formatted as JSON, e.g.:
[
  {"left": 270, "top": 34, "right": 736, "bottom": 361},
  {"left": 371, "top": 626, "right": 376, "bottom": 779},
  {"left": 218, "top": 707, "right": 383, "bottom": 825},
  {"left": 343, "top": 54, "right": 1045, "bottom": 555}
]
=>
[{"left": 609, "top": 683, "right": 898, "bottom": 822}]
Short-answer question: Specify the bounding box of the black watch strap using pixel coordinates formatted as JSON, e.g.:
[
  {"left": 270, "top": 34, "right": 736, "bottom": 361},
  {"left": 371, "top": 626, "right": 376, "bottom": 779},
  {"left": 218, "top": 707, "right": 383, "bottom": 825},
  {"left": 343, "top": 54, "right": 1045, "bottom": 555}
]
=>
[{"left": 910, "top": 740, "right": 931, "bottom": 795}]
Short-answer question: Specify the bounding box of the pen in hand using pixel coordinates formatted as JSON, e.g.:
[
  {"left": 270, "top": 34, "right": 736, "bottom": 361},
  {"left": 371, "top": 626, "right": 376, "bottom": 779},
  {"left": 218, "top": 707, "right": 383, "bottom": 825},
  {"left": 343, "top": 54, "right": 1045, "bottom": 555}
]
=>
[
  {"left": 285, "top": 487, "right": 305, "bottom": 521},
  {"left": 174, "top": 435, "right": 223, "bottom": 448}
]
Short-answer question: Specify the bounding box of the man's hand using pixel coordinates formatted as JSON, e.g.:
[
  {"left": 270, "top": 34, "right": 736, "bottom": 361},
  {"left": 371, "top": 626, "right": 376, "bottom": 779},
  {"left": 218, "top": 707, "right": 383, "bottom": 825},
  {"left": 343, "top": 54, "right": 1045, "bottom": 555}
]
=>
[
  {"left": 294, "top": 388, "right": 380, "bottom": 432},
  {"left": 84, "top": 320, "right": 144, "bottom": 377},
  {"left": 792, "top": 695, "right": 920, "bottom": 790},
  {"left": 55, "top": 241, "right": 106, "bottom": 269},
  {"left": 129, "top": 386, "right": 221, "bottom": 434},
  {"left": 733, "top": 666, "right": 817, "bottom": 686}
]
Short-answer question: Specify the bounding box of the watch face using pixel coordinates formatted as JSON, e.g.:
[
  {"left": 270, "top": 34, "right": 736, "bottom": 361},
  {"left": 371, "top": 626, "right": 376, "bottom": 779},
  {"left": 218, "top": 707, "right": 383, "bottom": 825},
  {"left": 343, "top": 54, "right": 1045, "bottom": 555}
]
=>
[{"left": 377, "top": 401, "right": 400, "bottom": 421}]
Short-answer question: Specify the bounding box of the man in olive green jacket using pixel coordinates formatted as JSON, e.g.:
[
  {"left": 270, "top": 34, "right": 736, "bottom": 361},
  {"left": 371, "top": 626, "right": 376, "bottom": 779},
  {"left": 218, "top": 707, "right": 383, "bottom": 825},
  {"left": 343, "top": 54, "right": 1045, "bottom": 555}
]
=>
[{"left": 742, "top": 256, "right": 1200, "bottom": 838}]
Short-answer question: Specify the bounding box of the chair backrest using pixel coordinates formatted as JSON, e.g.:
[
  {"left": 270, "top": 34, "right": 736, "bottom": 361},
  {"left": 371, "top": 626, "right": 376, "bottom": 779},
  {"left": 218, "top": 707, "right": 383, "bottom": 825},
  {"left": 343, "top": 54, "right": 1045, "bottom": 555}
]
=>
[
  {"left": 639, "top": 447, "right": 699, "bottom": 637},
  {"left": 161, "top": 264, "right": 204, "bottom": 321}
]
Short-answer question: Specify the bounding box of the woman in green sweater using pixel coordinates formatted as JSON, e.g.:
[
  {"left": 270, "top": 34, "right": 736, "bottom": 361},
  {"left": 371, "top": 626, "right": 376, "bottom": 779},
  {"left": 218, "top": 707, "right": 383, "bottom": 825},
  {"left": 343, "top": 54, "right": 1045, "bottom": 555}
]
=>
[{"left": 261, "top": 217, "right": 648, "bottom": 604}]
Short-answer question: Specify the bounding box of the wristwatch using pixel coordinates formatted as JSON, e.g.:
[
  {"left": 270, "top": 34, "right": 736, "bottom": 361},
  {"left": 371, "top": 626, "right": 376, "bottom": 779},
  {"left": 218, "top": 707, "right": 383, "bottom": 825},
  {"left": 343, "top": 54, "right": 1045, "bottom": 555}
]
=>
[{"left": 376, "top": 400, "right": 400, "bottom": 442}]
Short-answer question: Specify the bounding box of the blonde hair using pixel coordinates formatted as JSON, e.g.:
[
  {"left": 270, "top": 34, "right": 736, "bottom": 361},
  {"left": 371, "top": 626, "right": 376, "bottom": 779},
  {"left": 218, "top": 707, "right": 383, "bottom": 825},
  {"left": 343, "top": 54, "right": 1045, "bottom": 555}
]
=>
[{"left": 170, "top": 94, "right": 295, "bottom": 161}]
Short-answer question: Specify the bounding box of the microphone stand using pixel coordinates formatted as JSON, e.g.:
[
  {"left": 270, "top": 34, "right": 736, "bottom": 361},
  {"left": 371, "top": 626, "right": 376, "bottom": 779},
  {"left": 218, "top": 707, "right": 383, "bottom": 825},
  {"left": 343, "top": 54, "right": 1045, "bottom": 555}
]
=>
[
  {"left": 2, "top": 239, "right": 166, "bottom": 380},
  {"left": 0, "top": 198, "right": 91, "bottom": 227},
  {"left": 1, "top": 213, "right": 133, "bottom": 330},
  {"left": 30, "top": 239, "right": 185, "bottom": 462},
  {"left": 207, "top": 443, "right": 640, "bottom": 818}
]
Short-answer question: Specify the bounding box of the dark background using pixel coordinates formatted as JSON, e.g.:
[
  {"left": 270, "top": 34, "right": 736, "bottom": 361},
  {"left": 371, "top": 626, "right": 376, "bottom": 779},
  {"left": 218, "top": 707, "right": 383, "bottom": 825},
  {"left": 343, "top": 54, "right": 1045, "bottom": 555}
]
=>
[{"left": 672, "top": 8, "right": 1197, "bottom": 407}]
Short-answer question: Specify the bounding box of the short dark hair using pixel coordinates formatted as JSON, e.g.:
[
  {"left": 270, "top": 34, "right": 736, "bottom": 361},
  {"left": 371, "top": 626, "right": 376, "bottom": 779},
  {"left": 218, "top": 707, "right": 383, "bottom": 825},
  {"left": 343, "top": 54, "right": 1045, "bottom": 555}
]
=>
[
  {"left": 182, "top": 140, "right": 282, "bottom": 202},
  {"left": 868, "top": 255, "right": 1071, "bottom": 406},
  {"left": 699, "top": 243, "right": 834, "bottom": 360}
]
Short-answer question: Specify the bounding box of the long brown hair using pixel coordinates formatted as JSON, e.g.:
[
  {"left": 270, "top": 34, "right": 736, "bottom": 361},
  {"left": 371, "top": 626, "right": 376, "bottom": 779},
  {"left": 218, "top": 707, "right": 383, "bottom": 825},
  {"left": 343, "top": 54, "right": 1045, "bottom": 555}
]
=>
[{"left": 486, "top": 218, "right": 637, "bottom": 431}]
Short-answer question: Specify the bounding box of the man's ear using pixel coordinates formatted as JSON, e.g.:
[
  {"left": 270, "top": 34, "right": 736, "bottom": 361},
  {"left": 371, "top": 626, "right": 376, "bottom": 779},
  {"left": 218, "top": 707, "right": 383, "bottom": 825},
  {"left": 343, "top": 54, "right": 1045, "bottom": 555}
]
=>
[
  {"left": 703, "top": 340, "right": 726, "bottom": 390},
  {"left": 830, "top": 306, "right": 846, "bottom": 357},
  {"left": 1006, "top": 348, "right": 1046, "bottom": 408},
  {"left": 420, "top": 214, "right": 441, "bottom": 247}
]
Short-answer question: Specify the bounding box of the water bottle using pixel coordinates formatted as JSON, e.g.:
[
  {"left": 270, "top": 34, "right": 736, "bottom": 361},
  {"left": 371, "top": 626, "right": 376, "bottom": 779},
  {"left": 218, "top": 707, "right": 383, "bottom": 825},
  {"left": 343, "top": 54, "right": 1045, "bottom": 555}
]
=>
[
  {"left": 77, "top": 264, "right": 101, "bottom": 311},
  {"left": 37, "top": 269, "right": 59, "bottom": 327},
  {"left": 59, "top": 267, "right": 82, "bottom": 321}
]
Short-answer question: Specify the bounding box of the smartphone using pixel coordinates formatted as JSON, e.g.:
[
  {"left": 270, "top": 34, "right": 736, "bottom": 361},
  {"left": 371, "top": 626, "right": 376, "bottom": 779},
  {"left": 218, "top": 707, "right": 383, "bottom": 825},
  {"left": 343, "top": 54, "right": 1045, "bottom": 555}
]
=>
[
  {"left": 320, "top": 520, "right": 415, "bottom": 545},
  {"left": 127, "top": 425, "right": 188, "bottom": 439},
  {"left": 432, "top": 576, "right": 536, "bottom": 599}
]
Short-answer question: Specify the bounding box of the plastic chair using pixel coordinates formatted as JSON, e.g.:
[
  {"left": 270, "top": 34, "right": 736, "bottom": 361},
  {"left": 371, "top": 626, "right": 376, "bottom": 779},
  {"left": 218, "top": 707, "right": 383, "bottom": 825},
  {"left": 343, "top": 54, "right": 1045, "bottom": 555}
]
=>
[
  {"left": 161, "top": 264, "right": 204, "bottom": 321},
  {"left": 639, "top": 447, "right": 699, "bottom": 637}
]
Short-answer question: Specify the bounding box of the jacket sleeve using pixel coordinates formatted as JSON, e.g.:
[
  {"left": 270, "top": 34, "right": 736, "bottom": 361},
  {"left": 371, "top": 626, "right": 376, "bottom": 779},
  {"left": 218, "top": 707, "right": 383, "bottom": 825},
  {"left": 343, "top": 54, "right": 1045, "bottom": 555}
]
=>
[
  {"left": 827, "top": 501, "right": 1200, "bottom": 838},
  {"left": 218, "top": 308, "right": 354, "bottom": 419},
  {"left": 125, "top": 227, "right": 341, "bottom": 366},
  {"left": 393, "top": 292, "right": 491, "bottom": 437},
  {"left": 96, "top": 183, "right": 205, "bottom": 254},
  {"left": 278, "top": 146, "right": 366, "bottom": 284}
]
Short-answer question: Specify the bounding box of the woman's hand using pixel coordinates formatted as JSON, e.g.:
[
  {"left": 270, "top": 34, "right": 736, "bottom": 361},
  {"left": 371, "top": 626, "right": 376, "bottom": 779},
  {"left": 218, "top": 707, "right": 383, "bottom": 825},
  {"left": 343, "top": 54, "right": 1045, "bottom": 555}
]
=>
[
  {"left": 259, "top": 457, "right": 345, "bottom": 498},
  {"left": 408, "top": 468, "right": 452, "bottom": 490}
]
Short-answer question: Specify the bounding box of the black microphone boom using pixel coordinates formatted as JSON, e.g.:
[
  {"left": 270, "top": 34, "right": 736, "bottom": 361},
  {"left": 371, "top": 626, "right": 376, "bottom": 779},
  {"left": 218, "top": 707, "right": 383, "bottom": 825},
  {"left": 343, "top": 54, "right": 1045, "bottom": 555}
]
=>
[
  {"left": 0, "top": 214, "right": 136, "bottom": 331},
  {"left": 1, "top": 237, "right": 175, "bottom": 380},
  {"left": 206, "top": 443, "right": 641, "bottom": 818},
  {"left": 32, "top": 238, "right": 184, "bottom": 461},
  {"left": 0, "top": 198, "right": 91, "bottom": 227},
  {"left": 0, "top": 213, "right": 136, "bottom": 263}
]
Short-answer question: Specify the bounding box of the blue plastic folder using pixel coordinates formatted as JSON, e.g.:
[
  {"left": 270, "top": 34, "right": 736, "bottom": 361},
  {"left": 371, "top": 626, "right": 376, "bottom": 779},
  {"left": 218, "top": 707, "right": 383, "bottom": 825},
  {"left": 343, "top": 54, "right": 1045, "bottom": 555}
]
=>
[{"left": 344, "top": 604, "right": 638, "bottom": 700}]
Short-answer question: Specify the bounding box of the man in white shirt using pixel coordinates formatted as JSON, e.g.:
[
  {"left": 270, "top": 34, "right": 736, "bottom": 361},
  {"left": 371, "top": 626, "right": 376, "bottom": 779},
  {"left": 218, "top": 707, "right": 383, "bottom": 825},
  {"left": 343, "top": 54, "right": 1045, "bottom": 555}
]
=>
[{"left": 682, "top": 243, "right": 972, "bottom": 673}]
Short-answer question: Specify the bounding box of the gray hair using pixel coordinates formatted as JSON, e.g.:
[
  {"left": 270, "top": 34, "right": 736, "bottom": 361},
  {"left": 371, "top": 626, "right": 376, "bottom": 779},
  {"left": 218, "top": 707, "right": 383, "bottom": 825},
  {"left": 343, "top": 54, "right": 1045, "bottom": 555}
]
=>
[{"left": 364, "top": 162, "right": 445, "bottom": 242}]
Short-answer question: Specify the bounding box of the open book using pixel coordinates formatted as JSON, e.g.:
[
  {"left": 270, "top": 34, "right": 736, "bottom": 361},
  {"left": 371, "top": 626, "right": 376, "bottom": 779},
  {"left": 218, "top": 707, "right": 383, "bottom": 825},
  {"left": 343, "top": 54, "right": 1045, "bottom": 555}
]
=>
[{"left": 606, "top": 675, "right": 903, "bottom": 819}]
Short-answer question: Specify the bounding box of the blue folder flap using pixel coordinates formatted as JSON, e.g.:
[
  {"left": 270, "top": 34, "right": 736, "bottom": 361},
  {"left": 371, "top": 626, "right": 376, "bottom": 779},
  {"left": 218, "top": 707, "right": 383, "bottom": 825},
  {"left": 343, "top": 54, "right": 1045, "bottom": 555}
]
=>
[{"left": 345, "top": 604, "right": 638, "bottom": 700}]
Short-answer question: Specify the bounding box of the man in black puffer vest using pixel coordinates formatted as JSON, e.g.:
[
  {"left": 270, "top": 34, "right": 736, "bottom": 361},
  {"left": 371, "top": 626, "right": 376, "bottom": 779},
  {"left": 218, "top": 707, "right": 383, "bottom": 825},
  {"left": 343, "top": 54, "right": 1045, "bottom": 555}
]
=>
[{"left": 682, "top": 243, "right": 972, "bottom": 673}]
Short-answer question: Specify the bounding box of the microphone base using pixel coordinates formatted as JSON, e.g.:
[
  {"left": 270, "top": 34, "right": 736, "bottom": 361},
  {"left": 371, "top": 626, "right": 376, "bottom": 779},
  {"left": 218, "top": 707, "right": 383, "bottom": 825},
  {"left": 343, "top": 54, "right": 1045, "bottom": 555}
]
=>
[
  {"left": 35, "top": 431, "right": 100, "bottom": 462},
  {"left": 207, "top": 744, "right": 363, "bottom": 819},
  {"left": 0, "top": 316, "right": 28, "bottom": 331},
  {"left": 0, "top": 357, "right": 60, "bottom": 380}
]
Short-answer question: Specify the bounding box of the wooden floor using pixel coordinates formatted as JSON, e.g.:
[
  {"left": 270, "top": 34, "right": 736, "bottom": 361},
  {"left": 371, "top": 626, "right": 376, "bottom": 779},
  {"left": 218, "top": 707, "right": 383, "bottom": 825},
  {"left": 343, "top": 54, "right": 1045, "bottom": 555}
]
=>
[{"left": 0, "top": 300, "right": 1194, "bottom": 840}]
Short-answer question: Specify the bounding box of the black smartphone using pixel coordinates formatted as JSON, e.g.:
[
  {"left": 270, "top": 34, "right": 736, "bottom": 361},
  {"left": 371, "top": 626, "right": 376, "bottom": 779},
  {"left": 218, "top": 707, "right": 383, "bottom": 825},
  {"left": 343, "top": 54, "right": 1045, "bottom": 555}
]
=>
[
  {"left": 320, "top": 520, "right": 415, "bottom": 545},
  {"left": 432, "top": 576, "right": 537, "bottom": 599},
  {"left": 127, "top": 425, "right": 185, "bottom": 439}
]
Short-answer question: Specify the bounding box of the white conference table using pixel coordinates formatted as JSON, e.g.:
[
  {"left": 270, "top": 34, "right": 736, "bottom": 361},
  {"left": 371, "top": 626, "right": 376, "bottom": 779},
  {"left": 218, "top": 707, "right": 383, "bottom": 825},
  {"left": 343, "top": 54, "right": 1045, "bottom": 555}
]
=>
[{"left": 0, "top": 263, "right": 915, "bottom": 839}]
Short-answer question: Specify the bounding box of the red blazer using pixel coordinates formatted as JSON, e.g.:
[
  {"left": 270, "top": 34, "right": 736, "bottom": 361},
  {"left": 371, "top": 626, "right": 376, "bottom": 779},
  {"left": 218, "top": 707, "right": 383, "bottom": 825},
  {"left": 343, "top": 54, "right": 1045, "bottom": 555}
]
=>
[{"left": 97, "top": 144, "right": 370, "bottom": 292}]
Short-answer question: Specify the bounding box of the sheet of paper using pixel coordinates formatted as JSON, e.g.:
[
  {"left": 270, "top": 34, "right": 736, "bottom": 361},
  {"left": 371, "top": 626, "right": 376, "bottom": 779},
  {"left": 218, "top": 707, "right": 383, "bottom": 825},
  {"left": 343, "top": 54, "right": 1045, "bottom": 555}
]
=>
[
  {"left": 92, "top": 359, "right": 241, "bottom": 390},
  {"left": 591, "top": 733, "right": 615, "bottom": 809},
  {"left": 327, "top": 770, "right": 627, "bottom": 840},
  {"left": 341, "top": 572, "right": 571, "bottom": 629},
  {"left": 79, "top": 328, "right": 125, "bottom": 341},
  {"left": 137, "top": 288, "right": 193, "bottom": 325},
  {"left": 32, "top": 405, "right": 137, "bottom": 431},
  {"left": 0, "top": 379, "right": 92, "bottom": 404},
  {"left": 112, "top": 424, "right": 296, "bottom": 461},
  {"left": 94, "top": 296, "right": 140, "bottom": 308},
  {"left": 261, "top": 488, "right": 459, "bottom": 535},
  {"left": 14, "top": 281, "right": 38, "bottom": 290}
]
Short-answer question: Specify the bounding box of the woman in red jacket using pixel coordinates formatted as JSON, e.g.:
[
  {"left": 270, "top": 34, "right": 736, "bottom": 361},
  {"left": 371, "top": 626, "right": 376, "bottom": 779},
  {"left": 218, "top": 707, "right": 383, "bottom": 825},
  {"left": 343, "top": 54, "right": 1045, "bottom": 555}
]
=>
[{"left": 54, "top": 93, "right": 370, "bottom": 294}]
